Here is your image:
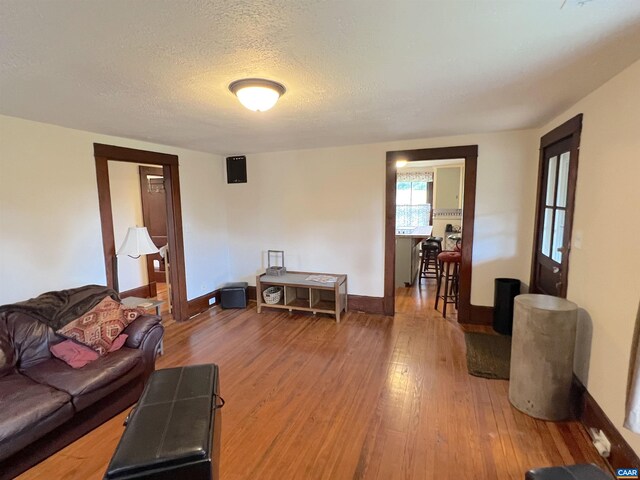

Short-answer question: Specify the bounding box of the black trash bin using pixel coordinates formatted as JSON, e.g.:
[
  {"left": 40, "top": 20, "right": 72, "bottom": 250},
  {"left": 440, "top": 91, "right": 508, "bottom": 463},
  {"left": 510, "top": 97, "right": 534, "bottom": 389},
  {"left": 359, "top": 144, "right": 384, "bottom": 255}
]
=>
[{"left": 493, "top": 278, "right": 521, "bottom": 335}]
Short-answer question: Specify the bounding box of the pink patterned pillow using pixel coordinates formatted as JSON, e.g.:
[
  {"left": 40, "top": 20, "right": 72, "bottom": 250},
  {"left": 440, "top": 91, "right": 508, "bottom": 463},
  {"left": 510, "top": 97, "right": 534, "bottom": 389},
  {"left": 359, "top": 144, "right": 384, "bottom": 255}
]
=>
[{"left": 57, "top": 296, "right": 142, "bottom": 356}]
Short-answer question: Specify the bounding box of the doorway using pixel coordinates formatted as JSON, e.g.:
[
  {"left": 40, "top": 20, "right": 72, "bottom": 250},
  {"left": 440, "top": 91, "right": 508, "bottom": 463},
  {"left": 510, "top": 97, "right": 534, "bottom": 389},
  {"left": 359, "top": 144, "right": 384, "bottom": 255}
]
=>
[
  {"left": 139, "top": 166, "right": 169, "bottom": 297},
  {"left": 394, "top": 163, "right": 434, "bottom": 289},
  {"left": 394, "top": 159, "right": 464, "bottom": 289},
  {"left": 530, "top": 114, "right": 582, "bottom": 297},
  {"left": 94, "top": 143, "right": 189, "bottom": 322},
  {"left": 384, "top": 145, "right": 478, "bottom": 321}
]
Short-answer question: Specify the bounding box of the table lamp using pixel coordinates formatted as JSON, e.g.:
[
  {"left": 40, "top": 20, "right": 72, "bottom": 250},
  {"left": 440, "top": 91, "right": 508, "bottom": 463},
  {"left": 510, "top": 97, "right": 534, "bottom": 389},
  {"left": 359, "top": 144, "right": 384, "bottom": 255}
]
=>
[{"left": 113, "top": 226, "right": 159, "bottom": 293}]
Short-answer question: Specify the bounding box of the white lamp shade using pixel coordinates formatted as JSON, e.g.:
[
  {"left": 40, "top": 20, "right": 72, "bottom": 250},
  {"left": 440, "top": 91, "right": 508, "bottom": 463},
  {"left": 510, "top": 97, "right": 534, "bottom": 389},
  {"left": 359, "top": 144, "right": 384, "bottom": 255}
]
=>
[{"left": 117, "top": 227, "right": 159, "bottom": 257}]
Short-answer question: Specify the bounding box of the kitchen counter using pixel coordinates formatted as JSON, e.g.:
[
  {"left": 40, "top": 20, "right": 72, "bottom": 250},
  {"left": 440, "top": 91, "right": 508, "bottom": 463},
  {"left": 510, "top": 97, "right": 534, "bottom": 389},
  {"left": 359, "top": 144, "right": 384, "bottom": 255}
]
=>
[
  {"left": 395, "top": 226, "right": 434, "bottom": 287},
  {"left": 395, "top": 226, "right": 433, "bottom": 238}
]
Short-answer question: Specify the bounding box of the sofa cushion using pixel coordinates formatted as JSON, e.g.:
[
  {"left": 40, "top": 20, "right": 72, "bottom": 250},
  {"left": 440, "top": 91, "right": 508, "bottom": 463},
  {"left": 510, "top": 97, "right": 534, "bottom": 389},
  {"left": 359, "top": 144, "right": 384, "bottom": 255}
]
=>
[
  {"left": 0, "top": 315, "right": 15, "bottom": 377},
  {"left": 22, "top": 348, "right": 144, "bottom": 412},
  {"left": 57, "top": 297, "right": 141, "bottom": 355},
  {"left": 0, "top": 373, "right": 74, "bottom": 461}
]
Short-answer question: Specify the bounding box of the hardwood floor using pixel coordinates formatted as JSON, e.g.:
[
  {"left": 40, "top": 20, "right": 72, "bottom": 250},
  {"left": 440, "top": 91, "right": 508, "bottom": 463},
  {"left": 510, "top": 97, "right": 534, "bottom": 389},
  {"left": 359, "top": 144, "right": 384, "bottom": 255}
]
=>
[{"left": 19, "top": 283, "right": 606, "bottom": 479}]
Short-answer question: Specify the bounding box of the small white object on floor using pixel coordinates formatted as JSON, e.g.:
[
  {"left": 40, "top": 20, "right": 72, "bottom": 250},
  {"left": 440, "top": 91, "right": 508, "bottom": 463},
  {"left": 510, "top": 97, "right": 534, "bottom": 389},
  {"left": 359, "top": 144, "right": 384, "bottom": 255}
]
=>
[{"left": 588, "top": 428, "right": 611, "bottom": 458}]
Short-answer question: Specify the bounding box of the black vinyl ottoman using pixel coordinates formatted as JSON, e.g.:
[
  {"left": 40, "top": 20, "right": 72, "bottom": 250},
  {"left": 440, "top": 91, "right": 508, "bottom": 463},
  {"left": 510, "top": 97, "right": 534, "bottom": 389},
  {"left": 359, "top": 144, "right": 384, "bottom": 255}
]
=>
[
  {"left": 220, "top": 282, "right": 248, "bottom": 309},
  {"left": 525, "top": 464, "right": 612, "bottom": 480},
  {"left": 105, "top": 364, "right": 223, "bottom": 480}
]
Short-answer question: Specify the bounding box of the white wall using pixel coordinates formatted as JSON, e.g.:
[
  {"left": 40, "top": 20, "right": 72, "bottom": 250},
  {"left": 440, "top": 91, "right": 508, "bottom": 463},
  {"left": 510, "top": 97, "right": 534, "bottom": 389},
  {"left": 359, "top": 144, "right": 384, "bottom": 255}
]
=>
[
  {"left": 0, "top": 115, "right": 229, "bottom": 303},
  {"left": 108, "top": 161, "right": 148, "bottom": 292},
  {"left": 0, "top": 115, "right": 538, "bottom": 307},
  {"left": 226, "top": 129, "right": 538, "bottom": 304},
  {"left": 180, "top": 155, "right": 231, "bottom": 297},
  {"left": 538, "top": 59, "right": 640, "bottom": 453},
  {"left": 225, "top": 144, "right": 386, "bottom": 297}
]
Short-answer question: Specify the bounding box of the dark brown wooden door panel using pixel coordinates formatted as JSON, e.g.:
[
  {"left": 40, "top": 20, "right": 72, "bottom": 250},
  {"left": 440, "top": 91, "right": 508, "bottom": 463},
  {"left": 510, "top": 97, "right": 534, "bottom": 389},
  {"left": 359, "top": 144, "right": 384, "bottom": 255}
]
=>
[
  {"left": 530, "top": 115, "right": 582, "bottom": 298},
  {"left": 139, "top": 166, "right": 168, "bottom": 287}
]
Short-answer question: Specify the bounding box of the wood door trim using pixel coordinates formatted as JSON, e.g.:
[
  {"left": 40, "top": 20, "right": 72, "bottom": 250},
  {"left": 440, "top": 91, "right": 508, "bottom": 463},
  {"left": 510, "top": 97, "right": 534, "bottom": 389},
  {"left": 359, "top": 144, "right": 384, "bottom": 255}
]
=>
[
  {"left": 94, "top": 143, "right": 178, "bottom": 166},
  {"left": 162, "top": 162, "right": 189, "bottom": 322},
  {"left": 541, "top": 114, "right": 583, "bottom": 147},
  {"left": 529, "top": 114, "right": 583, "bottom": 297},
  {"left": 94, "top": 143, "right": 189, "bottom": 322},
  {"left": 95, "top": 157, "right": 116, "bottom": 289},
  {"left": 384, "top": 145, "right": 478, "bottom": 320}
]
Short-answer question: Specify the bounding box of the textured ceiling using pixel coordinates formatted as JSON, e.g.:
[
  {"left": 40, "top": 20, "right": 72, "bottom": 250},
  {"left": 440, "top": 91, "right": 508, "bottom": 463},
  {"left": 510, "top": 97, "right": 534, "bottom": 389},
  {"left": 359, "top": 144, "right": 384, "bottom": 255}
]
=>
[{"left": 1, "top": 0, "right": 640, "bottom": 155}]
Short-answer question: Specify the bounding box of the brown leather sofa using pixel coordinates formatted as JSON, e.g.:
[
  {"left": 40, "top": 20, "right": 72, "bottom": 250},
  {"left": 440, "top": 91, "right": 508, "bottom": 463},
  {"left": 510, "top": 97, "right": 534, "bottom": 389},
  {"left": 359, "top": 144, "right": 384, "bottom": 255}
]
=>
[{"left": 0, "top": 286, "right": 164, "bottom": 480}]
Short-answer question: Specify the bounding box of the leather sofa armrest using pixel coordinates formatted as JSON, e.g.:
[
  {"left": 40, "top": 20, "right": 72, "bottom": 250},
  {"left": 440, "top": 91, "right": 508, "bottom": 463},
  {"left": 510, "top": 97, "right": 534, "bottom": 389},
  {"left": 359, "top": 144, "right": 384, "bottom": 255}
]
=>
[
  {"left": 124, "top": 315, "right": 164, "bottom": 379},
  {"left": 124, "top": 315, "right": 163, "bottom": 349}
]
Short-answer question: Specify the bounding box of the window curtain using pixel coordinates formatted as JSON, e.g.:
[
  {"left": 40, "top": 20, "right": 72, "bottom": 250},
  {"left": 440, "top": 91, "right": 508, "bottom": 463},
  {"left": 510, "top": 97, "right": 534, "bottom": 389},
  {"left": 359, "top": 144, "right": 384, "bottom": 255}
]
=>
[
  {"left": 397, "top": 171, "right": 433, "bottom": 182},
  {"left": 624, "top": 300, "right": 640, "bottom": 432}
]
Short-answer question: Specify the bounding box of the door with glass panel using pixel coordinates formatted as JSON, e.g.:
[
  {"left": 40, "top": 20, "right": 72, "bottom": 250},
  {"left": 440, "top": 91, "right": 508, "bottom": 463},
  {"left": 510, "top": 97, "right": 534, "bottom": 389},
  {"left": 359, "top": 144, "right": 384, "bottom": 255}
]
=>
[{"left": 531, "top": 133, "right": 578, "bottom": 297}]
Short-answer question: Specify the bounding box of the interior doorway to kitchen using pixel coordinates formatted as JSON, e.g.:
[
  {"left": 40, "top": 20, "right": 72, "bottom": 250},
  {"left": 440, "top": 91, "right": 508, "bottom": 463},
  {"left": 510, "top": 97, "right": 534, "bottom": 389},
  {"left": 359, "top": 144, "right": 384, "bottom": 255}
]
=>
[
  {"left": 384, "top": 145, "right": 478, "bottom": 322},
  {"left": 394, "top": 158, "right": 465, "bottom": 288}
]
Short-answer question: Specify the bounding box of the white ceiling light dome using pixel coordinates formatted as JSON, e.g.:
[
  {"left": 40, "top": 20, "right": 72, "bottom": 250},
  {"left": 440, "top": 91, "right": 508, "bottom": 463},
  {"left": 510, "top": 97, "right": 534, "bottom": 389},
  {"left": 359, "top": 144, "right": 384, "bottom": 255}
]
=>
[{"left": 229, "top": 78, "right": 286, "bottom": 112}]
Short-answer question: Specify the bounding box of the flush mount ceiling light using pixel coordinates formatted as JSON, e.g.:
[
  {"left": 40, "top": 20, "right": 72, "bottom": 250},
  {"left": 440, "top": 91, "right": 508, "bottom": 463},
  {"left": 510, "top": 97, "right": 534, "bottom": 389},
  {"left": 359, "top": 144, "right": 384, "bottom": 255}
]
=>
[{"left": 228, "top": 78, "right": 286, "bottom": 112}]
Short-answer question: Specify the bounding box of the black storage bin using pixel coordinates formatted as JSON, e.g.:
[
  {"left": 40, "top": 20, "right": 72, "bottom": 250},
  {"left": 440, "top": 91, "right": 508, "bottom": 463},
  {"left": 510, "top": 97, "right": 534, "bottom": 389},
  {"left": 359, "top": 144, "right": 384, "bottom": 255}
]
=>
[
  {"left": 525, "top": 464, "right": 612, "bottom": 480},
  {"left": 220, "top": 282, "right": 248, "bottom": 309},
  {"left": 105, "top": 364, "right": 222, "bottom": 480},
  {"left": 493, "top": 278, "right": 521, "bottom": 335}
]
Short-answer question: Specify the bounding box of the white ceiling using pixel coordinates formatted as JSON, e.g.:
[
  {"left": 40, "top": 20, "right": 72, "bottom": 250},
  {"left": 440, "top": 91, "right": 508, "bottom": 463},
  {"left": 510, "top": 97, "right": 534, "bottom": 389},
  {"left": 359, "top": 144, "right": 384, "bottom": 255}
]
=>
[{"left": 1, "top": 1, "right": 640, "bottom": 155}]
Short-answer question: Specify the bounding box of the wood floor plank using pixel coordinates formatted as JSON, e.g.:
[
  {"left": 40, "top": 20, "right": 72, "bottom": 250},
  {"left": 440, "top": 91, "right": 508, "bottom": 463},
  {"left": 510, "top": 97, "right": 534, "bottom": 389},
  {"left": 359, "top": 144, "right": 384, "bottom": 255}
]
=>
[{"left": 18, "top": 283, "right": 608, "bottom": 479}]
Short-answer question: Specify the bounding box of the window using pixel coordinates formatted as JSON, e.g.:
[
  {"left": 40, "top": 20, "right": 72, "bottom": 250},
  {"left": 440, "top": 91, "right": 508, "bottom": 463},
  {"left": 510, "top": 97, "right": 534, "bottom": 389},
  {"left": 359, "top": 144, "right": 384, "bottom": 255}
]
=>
[{"left": 396, "top": 180, "right": 431, "bottom": 228}]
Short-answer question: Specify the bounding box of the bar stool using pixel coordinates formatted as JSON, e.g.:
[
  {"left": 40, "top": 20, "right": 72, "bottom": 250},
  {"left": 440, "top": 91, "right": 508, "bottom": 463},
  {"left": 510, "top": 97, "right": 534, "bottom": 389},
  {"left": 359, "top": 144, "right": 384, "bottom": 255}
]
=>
[
  {"left": 420, "top": 240, "right": 441, "bottom": 282},
  {"left": 427, "top": 236, "right": 443, "bottom": 251},
  {"left": 435, "top": 250, "right": 461, "bottom": 318}
]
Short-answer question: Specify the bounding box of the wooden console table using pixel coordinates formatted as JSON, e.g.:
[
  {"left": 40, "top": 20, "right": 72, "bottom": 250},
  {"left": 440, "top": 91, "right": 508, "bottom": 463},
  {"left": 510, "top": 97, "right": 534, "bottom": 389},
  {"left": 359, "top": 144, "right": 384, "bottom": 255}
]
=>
[{"left": 256, "top": 271, "right": 348, "bottom": 322}]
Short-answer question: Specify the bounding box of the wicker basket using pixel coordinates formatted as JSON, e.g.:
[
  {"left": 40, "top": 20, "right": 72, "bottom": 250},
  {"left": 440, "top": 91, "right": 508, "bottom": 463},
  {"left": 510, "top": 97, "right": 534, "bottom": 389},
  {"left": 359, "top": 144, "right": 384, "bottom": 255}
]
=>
[{"left": 263, "top": 286, "right": 283, "bottom": 305}]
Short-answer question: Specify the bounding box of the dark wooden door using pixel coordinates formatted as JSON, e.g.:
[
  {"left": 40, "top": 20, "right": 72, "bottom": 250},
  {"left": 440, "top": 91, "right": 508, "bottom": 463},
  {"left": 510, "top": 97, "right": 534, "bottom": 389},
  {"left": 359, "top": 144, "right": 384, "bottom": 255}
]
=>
[
  {"left": 531, "top": 116, "right": 581, "bottom": 298},
  {"left": 139, "top": 166, "right": 168, "bottom": 293}
]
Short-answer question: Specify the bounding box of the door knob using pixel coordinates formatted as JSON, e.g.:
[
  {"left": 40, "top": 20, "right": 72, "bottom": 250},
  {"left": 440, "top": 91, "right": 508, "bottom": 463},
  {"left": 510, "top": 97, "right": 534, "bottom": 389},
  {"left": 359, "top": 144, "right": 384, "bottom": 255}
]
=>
[
  {"left": 556, "top": 281, "right": 563, "bottom": 292},
  {"left": 553, "top": 267, "right": 560, "bottom": 274}
]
